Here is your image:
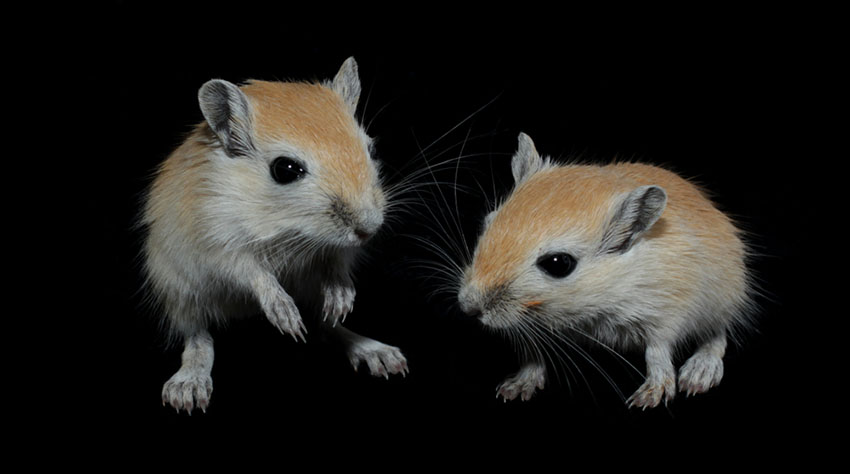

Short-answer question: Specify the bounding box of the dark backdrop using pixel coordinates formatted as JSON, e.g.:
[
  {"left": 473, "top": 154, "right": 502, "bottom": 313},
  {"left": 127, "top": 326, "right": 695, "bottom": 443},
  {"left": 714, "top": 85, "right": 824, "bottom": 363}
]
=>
[{"left": 68, "top": 3, "right": 827, "bottom": 464}]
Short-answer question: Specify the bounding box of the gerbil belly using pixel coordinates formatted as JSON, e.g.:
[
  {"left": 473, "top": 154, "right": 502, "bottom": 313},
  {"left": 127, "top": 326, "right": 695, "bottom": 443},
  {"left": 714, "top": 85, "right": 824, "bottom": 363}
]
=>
[{"left": 575, "top": 313, "right": 649, "bottom": 351}]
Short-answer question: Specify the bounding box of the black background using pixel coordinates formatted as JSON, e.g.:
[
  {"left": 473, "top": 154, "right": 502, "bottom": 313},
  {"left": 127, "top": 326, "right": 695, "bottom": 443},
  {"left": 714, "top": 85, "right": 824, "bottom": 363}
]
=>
[{"left": 65, "top": 3, "right": 831, "bottom": 464}]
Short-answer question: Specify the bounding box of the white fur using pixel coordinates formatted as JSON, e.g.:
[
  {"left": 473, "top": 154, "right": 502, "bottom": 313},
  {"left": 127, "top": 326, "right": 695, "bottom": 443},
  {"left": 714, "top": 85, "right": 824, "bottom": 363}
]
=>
[
  {"left": 161, "top": 331, "right": 214, "bottom": 413},
  {"left": 142, "top": 58, "right": 407, "bottom": 414},
  {"left": 459, "top": 133, "right": 755, "bottom": 408},
  {"left": 497, "top": 361, "right": 547, "bottom": 402}
]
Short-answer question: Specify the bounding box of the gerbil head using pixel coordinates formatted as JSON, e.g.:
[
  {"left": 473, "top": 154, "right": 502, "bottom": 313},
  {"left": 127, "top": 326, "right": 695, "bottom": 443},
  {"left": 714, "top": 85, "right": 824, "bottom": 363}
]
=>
[
  {"left": 196, "top": 57, "right": 385, "bottom": 248},
  {"left": 458, "top": 133, "right": 667, "bottom": 331}
]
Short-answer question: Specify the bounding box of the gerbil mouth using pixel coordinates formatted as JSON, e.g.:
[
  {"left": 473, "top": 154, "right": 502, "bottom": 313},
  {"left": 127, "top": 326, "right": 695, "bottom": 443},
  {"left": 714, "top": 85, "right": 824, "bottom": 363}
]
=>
[
  {"left": 339, "top": 228, "right": 374, "bottom": 248},
  {"left": 354, "top": 228, "right": 373, "bottom": 242},
  {"left": 478, "top": 311, "right": 516, "bottom": 330}
]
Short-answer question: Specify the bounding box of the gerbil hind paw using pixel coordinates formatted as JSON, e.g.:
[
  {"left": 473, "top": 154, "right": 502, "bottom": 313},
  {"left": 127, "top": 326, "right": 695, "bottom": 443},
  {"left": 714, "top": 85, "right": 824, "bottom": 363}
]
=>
[
  {"left": 496, "top": 364, "right": 546, "bottom": 402},
  {"left": 678, "top": 352, "right": 724, "bottom": 396},
  {"left": 322, "top": 283, "right": 356, "bottom": 327},
  {"left": 626, "top": 376, "right": 676, "bottom": 410},
  {"left": 161, "top": 369, "right": 213, "bottom": 414},
  {"left": 347, "top": 339, "right": 409, "bottom": 379}
]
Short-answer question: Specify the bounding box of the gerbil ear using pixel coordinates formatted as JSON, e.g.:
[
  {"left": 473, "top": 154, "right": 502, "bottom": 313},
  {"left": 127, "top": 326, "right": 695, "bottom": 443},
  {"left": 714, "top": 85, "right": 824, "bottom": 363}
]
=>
[
  {"left": 198, "top": 79, "right": 256, "bottom": 158},
  {"left": 601, "top": 185, "right": 667, "bottom": 254},
  {"left": 511, "top": 132, "right": 543, "bottom": 184},
  {"left": 332, "top": 57, "right": 361, "bottom": 114}
]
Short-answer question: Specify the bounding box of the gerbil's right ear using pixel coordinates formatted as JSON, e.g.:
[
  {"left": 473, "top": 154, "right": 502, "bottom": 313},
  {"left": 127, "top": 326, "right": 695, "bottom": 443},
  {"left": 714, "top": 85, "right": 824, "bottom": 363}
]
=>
[
  {"left": 198, "top": 79, "right": 256, "bottom": 158},
  {"left": 511, "top": 132, "right": 543, "bottom": 184}
]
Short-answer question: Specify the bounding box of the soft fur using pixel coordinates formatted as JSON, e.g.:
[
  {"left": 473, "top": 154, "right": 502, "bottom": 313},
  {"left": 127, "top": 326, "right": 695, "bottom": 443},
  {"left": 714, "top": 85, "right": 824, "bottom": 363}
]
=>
[
  {"left": 458, "top": 133, "right": 755, "bottom": 408},
  {"left": 142, "top": 58, "right": 407, "bottom": 413}
]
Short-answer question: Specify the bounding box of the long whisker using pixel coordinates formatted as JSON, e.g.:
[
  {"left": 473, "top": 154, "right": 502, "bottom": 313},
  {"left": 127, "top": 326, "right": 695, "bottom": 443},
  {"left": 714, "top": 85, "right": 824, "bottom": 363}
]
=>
[
  {"left": 529, "top": 319, "right": 633, "bottom": 402},
  {"left": 567, "top": 325, "right": 644, "bottom": 380},
  {"left": 522, "top": 318, "right": 581, "bottom": 395},
  {"left": 411, "top": 93, "right": 502, "bottom": 162}
]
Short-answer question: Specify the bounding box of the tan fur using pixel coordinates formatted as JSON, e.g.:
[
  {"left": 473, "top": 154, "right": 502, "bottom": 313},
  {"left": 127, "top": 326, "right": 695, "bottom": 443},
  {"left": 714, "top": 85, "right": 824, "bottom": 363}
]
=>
[
  {"left": 472, "top": 163, "right": 745, "bottom": 298},
  {"left": 143, "top": 59, "right": 406, "bottom": 414},
  {"left": 147, "top": 129, "right": 207, "bottom": 213},
  {"left": 242, "top": 81, "right": 374, "bottom": 203},
  {"left": 460, "top": 134, "right": 755, "bottom": 407}
]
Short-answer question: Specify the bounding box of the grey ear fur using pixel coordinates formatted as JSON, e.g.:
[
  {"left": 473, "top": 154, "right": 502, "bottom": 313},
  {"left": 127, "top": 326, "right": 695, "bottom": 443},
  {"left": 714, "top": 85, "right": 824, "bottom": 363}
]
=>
[
  {"left": 332, "top": 57, "right": 361, "bottom": 114},
  {"left": 198, "top": 79, "right": 256, "bottom": 158},
  {"left": 511, "top": 132, "right": 543, "bottom": 184},
  {"left": 601, "top": 185, "right": 667, "bottom": 254}
]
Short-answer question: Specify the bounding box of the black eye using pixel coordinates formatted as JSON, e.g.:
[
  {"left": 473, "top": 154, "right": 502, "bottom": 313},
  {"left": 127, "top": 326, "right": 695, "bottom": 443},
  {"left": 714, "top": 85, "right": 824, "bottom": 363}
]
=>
[
  {"left": 270, "top": 157, "right": 307, "bottom": 184},
  {"left": 536, "top": 253, "right": 577, "bottom": 279}
]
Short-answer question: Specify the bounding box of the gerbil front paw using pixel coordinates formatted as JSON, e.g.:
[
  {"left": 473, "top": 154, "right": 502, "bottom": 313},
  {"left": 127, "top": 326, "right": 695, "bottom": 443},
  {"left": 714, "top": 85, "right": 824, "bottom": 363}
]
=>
[
  {"left": 162, "top": 369, "right": 213, "bottom": 414},
  {"left": 347, "top": 339, "right": 409, "bottom": 379},
  {"left": 627, "top": 375, "right": 676, "bottom": 410},
  {"left": 265, "top": 292, "right": 307, "bottom": 342},
  {"left": 678, "top": 352, "right": 724, "bottom": 396},
  {"left": 497, "top": 363, "right": 546, "bottom": 402},
  {"left": 322, "top": 283, "right": 356, "bottom": 327}
]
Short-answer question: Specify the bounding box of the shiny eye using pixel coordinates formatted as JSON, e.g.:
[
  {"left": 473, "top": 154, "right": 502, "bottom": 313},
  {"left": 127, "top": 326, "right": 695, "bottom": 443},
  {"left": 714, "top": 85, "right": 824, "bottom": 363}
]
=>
[
  {"left": 270, "top": 156, "right": 307, "bottom": 184},
  {"left": 536, "top": 253, "right": 577, "bottom": 279}
]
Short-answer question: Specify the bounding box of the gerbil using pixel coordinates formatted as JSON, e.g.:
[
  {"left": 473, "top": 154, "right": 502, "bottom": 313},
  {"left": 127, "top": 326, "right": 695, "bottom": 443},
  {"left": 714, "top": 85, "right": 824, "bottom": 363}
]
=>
[
  {"left": 141, "top": 58, "right": 407, "bottom": 413},
  {"left": 457, "top": 133, "right": 755, "bottom": 409}
]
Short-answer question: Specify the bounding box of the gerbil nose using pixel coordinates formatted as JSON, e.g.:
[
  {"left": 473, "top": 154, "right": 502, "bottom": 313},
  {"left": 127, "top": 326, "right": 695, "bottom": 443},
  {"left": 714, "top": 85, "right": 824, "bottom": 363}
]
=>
[
  {"left": 464, "top": 307, "right": 483, "bottom": 320},
  {"left": 355, "top": 208, "right": 383, "bottom": 242},
  {"left": 458, "top": 287, "right": 484, "bottom": 320}
]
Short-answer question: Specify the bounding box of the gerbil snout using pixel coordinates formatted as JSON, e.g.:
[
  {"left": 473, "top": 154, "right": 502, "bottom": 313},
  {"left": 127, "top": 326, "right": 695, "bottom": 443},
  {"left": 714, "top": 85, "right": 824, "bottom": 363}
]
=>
[
  {"left": 332, "top": 198, "right": 384, "bottom": 246},
  {"left": 457, "top": 282, "right": 520, "bottom": 328},
  {"left": 457, "top": 285, "right": 484, "bottom": 321},
  {"left": 351, "top": 208, "right": 383, "bottom": 244}
]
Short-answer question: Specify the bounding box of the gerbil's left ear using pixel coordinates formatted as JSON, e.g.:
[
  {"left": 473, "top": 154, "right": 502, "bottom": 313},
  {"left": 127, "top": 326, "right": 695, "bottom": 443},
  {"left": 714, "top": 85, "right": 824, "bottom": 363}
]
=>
[
  {"left": 511, "top": 132, "right": 543, "bottom": 184},
  {"left": 601, "top": 185, "right": 667, "bottom": 254},
  {"left": 332, "top": 57, "right": 361, "bottom": 114}
]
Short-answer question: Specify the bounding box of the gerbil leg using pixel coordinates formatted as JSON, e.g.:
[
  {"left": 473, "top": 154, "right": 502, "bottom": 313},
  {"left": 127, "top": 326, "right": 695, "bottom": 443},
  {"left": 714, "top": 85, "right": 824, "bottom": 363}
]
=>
[
  {"left": 162, "top": 330, "right": 214, "bottom": 414},
  {"left": 497, "top": 360, "right": 547, "bottom": 402},
  {"left": 250, "top": 269, "right": 306, "bottom": 342},
  {"left": 678, "top": 332, "right": 726, "bottom": 396},
  {"left": 627, "top": 342, "right": 676, "bottom": 409},
  {"left": 323, "top": 323, "right": 408, "bottom": 378}
]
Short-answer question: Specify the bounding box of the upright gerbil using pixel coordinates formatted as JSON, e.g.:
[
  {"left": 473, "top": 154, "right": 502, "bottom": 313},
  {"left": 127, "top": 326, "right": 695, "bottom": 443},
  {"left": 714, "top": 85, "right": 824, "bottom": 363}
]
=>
[
  {"left": 141, "top": 57, "right": 407, "bottom": 413},
  {"left": 457, "top": 133, "right": 755, "bottom": 409}
]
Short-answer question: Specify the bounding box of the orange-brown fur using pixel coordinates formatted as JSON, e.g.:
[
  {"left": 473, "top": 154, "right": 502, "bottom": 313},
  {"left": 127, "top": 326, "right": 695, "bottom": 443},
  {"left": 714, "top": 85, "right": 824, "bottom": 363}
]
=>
[
  {"left": 242, "top": 81, "right": 374, "bottom": 203},
  {"left": 143, "top": 58, "right": 406, "bottom": 414},
  {"left": 460, "top": 133, "right": 754, "bottom": 407},
  {"left": 472, "top": 163, "right": 746, "bottom": 299}
]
